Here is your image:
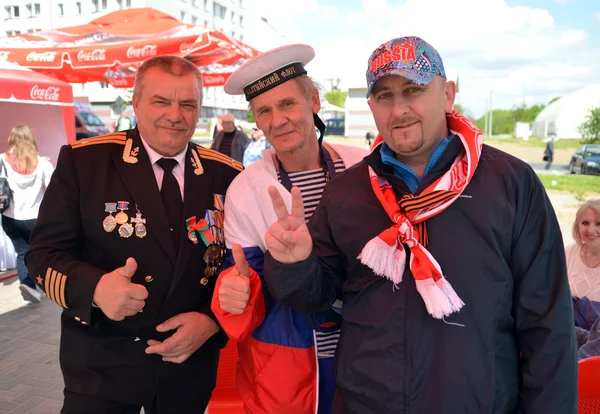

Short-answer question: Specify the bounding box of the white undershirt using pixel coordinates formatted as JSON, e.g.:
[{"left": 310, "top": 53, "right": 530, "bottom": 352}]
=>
[
  {"left": 139, "top": 136, "right": 186, "bottom": 199},
  {"left": 566, "top": 243, "right": 600, "bottom": 301}
]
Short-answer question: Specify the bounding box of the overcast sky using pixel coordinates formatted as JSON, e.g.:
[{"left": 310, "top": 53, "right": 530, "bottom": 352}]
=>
[{"left": 246, "top": 0, "right": 600, "bottom": 118}]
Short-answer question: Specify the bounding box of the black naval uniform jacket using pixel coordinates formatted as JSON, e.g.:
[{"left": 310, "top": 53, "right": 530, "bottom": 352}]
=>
[
  {"left": 264, "top": 139, "right": 578, "bottom": 414},
  {"left": 25, "top": 128, "right": 242, "bottom": 411}
]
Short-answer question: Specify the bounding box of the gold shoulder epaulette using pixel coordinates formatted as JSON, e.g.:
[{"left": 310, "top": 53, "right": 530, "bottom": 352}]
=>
[
  {"left": 196, "top": 145, "right": 243, "bottom": 172},
  {"left": 70, "top": 132, "right": 127, "bottom": 149}
]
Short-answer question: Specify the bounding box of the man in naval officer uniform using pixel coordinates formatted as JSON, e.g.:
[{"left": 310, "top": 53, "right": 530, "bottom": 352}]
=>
[{"left": 25, "top": 55, "right": 242, "bottom": 413}]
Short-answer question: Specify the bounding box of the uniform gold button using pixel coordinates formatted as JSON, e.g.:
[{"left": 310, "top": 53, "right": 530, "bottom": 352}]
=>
[
  {"left": 134, "top": 337, "right": 140, "bottom": 342},
  {"left": 145, "top": 276, "right": 154, "bottom": 283},
  {"left": 75, "top": 316, "right": 81, "bottom": 322},
  {"left": 81, "top": 321, "right": 88, "bottom": 325},
  {"left": 138, "top": 308, "right": 143, "bottom": 313}
]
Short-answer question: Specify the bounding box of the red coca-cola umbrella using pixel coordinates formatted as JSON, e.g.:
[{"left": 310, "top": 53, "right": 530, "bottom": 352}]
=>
[
  {"left": 0, "top": 60, "right": 73, "bottom": 105},
  {"left": 0, "top": 7, "right": 259, "bottom": 87},
  {"left": 0, "top": 61, "right": 76, "bottom": 163}
]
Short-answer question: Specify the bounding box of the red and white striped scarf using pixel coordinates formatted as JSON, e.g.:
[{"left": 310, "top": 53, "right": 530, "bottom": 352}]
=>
[{"left": 359, "top": 110, "right": 483, "bottom": 319}]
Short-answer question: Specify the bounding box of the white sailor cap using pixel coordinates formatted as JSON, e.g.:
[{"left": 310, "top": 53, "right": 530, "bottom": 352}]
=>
[{"left": 224, "top": 44, "right": 315, "bottom": 101}]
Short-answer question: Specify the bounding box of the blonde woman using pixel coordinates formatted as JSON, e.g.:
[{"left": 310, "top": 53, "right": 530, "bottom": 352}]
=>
[
  {"left": 1, "top": 125, "right": 54, "bottom": 303},
  {"left": 566, "top": 199, "right": 600, "bottom": 301}
]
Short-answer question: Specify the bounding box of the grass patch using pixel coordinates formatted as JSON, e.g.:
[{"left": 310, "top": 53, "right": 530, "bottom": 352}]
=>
[
  {"left": 537, "top": 173, "right": 600, "bottom": 194},
  {"left": 485, "top": 136, "right": 583, "bottom": 150}
]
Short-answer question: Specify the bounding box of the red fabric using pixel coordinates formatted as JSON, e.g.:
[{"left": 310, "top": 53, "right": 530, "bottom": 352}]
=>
[
  {"left": 211, "top": 268, "right": 317, "bottom": 414},
  {"left": 0, "top": 8, "right": 260, "bottom": 87},
  {"left": 0, "top": 62, "right": 73, "bottom": 105},
  {"left": 237, "top": 337, "right": 317, "bottom": 414},
  {"left": 211, "top": 267, "right": 266, "bottom": 342}
]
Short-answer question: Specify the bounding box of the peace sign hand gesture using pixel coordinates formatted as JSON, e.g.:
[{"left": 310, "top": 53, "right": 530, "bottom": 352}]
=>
[{"left": 265, "top": 186, "right": 312, "bottom": 264}]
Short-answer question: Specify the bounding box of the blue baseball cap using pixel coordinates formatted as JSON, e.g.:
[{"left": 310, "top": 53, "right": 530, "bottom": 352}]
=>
[{"left": 366, "top": 36, "right": 446, "bottom": 97}]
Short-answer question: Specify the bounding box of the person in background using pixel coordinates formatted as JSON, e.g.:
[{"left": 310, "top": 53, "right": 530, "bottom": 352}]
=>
[
  {"left": 210, "top": 113, "right": 250, "bottom": 163},
  {"left": 544, "top": 134, "right": 555, "bottom": 170},
  {"left": 365, "top": 130, "right": 375, "bottom": 149},
  {"left": 1, "top": 125, "right": 54, "bottom": 303},
  {"left": 114, "top": 110, "right": 133, "bottom": 132},
  {"left": 242, "top": 127, "right": 270, "bottom": 168},
  {"left": 566, "top": 199, "right": 600, "bottom": 301}
]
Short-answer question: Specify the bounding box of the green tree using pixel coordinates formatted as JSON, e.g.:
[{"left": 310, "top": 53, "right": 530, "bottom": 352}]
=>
[
  {"left": 578, "top": 106, "right": 600, "bottom": 144},
  {"left": 324, "top": 90, "right": 347, "bottom": 108},
  {"left": 246, "top": 111, "right": 255, "bottom": 123}
]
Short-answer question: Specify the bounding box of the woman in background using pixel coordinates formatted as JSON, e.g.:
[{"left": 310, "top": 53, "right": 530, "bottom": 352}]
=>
[
  {"left": 1, "top": 125, "right": 54, "bottom": 303},
  {"left": 566, "top": 199, "right": 600, "bottom": 302}
]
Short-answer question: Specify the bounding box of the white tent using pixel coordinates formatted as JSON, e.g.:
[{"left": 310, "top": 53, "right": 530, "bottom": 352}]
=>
[{"left": 532, "top": 83, "right": 600, "bottom": 139}]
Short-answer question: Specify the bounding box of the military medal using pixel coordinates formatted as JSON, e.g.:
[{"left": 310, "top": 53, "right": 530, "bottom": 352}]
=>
[
  {"left": 118, "top": 222, "right": 134, "bottom": 238},
  {"left": 103, "top": 202, "right": 117, "bottom": 232},
  {"left": 115, "top": 201, "right": 130, "bottom": 225},
  {"left": 131, "top": 209, "right": 147, "bottom": 238}
]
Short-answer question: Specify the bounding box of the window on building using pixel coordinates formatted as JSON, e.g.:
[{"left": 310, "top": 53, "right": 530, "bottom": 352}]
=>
[
  {"left": 26, "top": 3, "right": 41, "bottom": 17},
  {"left": 239, "top": 15, "right": 243, "bottom": 27},
  {"left": 204, "top": 0, "right": 209, "bottom": 11},
  {"left": 231, "top": 10, "right": 235, "bottom": 22},
  {"left": 191, "top": 15, "right": 198, "bottom": 24},
  {"left": 180, "top": 10, "right": 185, "bottom": 21},
  {"left": 100, "top": 82, "right": 110, "bottom": 88},
  {"left": 76, "top": 1, "right": 82, "bottom": 14},
  {"left": 5, "top": 5, "right": 20, "bottom": 19},
  {"left": 231, "top": 31, "right": 235, "bottom": 38},
  {"left": 102, "top": 0, "right": 108, "bottom": 10},
  {"left": 27, "top": 28, "right": 41, "bottom": 32},
  {"left": 6, "top": 30, "right": 21, "bottom": 35},
  {"left": 213, "top": 3, "right": 226, "bottom": 19},
  {"left": 239, "top": 0, "right": 243, "bottom": 8},
  {"left": 92, "top": 0, "right": 99, "bottom": 12},
  {"left": 58, "top": 3, "right": 64, "bottom": 16},
  {"left": 126, "top": 0, "right": 131, "bottom": 7},
  {"left": 240, "top": 34, "right": 243, "bottom": 42},
  {"left": 204, "top": 19, "right": 209, "bottom": 27}
]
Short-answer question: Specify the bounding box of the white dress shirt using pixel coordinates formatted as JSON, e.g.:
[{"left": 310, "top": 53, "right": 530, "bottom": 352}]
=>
[{"left": 140, "top": 136, "right": 186, "bottom": 200}]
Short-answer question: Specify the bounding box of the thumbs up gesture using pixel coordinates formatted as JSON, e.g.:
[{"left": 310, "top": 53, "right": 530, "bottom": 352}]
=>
[
  {"left": 217, "top": 244, "right": 251, "bottom": 315},
  {"left": 93, "top": 257, "right": 149, "bottom": 321}
]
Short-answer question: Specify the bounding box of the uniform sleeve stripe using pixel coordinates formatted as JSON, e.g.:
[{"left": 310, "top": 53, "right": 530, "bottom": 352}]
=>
[
  {"left": 71, "top": 138, "right": 127, "bottom": 149},
  {"left": 45, "top": 268, "right": 56, "bottom": 303},
  {"left": 53, "top": 271, "right": 62, "bottom": 306},
  {"left": 57, "top": 273, "right": 67, "bottom": 308}
]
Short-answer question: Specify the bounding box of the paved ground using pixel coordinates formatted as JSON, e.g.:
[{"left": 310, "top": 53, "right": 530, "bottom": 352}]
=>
[{"left": 0, "top": 277, "right": 63, "bottom": 414}]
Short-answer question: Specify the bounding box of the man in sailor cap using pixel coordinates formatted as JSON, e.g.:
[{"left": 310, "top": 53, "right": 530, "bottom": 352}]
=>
[{"left": 210, "top": 44, "right": 366, "bottom": 414}]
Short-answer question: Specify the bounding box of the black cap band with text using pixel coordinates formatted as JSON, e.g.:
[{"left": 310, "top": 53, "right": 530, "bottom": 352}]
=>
[{"left": 243, "top": 62, "right": 307, "bottom": 100}]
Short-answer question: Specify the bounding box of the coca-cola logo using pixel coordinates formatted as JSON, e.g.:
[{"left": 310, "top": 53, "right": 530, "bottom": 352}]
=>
[
  {"left": 179, "top": 42, "right": 192, "bottom": 53},
  {"left": 26, "top": 51, "right": 57, "bottom": 62},
  {"left": 203, "top": 75, "right": 225, "bottom": 84},
  {"left": 0, "top": 51, "right": 10, "bottom": 61},
  {"left": 30, "top": 85, "right": 60, "bottom": 101},
  {"left": 126, "top": 45, "right": 157, "bottom": 59},
  {"left": 77, "top": 48, "right": 107, "bottom": 62}
]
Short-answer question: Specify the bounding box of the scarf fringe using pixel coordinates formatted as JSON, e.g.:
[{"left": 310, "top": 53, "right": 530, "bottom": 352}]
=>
[
  {"left": 358, "top": 237, "right": 405, "bottom": 284},
  {"left": 415, "top": 278, "right": 465, "bottom": 319}
]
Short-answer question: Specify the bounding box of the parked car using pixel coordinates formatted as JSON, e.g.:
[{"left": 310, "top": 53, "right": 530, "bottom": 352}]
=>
[
  {"left": 74, "top": 102, "right": 110, "bottom": 140},
  {"left": 569, "top": 144, "right": 600, "bottom": 175},
  {"left": 324, "top": 117, "right": 345, "bottom": 136}
]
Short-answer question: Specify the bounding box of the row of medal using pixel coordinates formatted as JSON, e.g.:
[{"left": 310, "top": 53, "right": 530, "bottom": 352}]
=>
[
  {"left": 103, "top": 201, "right": 147, "bottom": 238},
  {"left": 201, "top": 207, "right": 226, "bottom": 285}
]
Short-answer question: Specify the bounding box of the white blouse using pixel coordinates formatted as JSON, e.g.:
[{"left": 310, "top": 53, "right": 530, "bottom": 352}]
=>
[{"left": 566, "top": 243, "right": 600, "bottom": 301}]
